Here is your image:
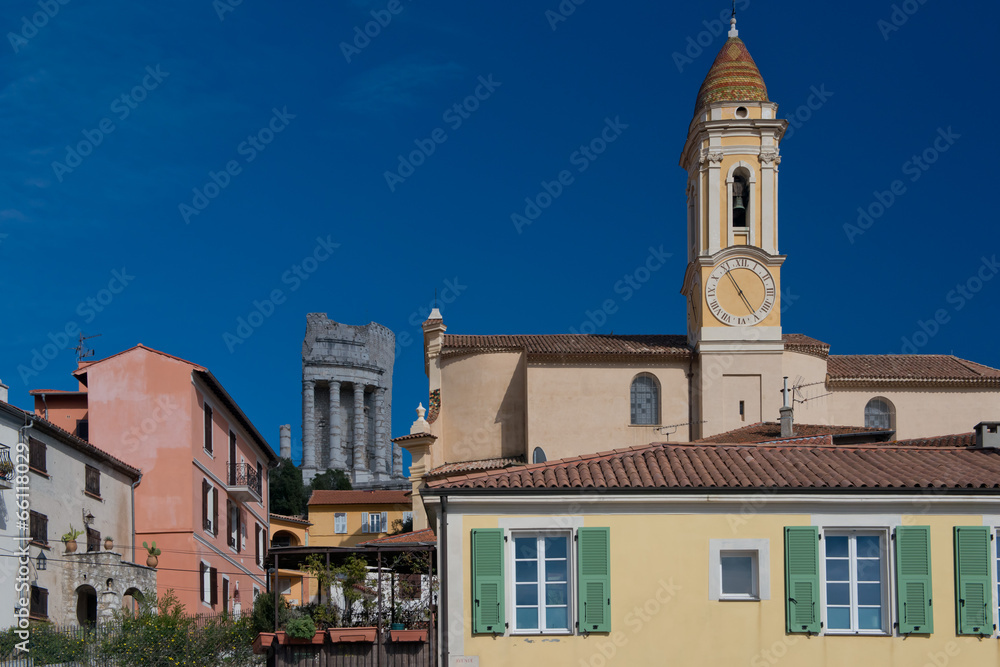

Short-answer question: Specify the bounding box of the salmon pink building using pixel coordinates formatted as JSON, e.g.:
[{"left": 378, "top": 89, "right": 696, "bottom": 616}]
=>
[{"left": 32, "top": 345, "right": 278, "bottom": 614}]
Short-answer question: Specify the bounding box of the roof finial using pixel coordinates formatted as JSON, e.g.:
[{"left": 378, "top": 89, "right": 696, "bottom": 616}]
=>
[{"left": 729, "top": 1, "right": 739, "bottom": 37}]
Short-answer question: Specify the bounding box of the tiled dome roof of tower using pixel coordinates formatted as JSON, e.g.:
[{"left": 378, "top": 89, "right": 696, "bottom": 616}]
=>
[{"left": 694, "top": 37, "right": 769, "bottom": 113}]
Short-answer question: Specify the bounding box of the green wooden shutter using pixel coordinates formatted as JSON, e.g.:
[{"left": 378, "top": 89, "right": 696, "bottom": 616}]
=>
[
  {"left": 954, "top": 526, "right": 994, "bottom": 635},
  {"left": 471, "top": 528, "right": 505, "bottom": 634},
  {"left": 784, "top": 526, "right": 821, "bottom": 634},
  {"left": 577, "top": 527, "right": 611, "bottom": 633},
  {"left": 895, "top": 525, "right": 933, "bottom": 634}
]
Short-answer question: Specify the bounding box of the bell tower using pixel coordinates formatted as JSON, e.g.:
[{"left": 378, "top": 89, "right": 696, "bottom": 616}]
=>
[{"left": 679, "top": 15, "right": 789, "bottom": 439}]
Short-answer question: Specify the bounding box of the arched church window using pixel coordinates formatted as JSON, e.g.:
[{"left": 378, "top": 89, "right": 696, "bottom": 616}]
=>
[
  {"left": 532, "top": 447, "right": 547, "bottom": 464},
  {"left": 864, "top": 397, "right": 895, "bottom": 431},
  {"left": 630, "top": 374, "right": 660, "bottom": 425},
  {"left": 732, "top": 171, "right": 749, "bottom": 228}
]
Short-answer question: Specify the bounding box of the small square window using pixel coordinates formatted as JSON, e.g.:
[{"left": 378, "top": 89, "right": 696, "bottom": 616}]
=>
[{"left": 720, "top": 551, "right": 758, "bottom": 599}]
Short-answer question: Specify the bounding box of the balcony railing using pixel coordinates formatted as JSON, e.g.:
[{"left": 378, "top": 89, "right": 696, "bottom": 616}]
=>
[
  {"left": 226, "top": 461, "right": 261, "bottom": 502},
  {"left": 0, "top": 445, "right": 12, "bottom": 489}
]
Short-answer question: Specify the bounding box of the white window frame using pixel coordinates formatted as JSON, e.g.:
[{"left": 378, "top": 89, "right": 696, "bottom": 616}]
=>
[
  {"left": 334, "top": 513, "right": 347, "bottom": 534},
  {"left": 508, "top": 529, "right": 574, "bottom": 636},
  {"left": 819, "top": 528, "right": 892, "bottom": 636},
  {"left": 200, "top": 561, "right": 211, "bottom": 606},
  {"left": 720, "top": 550, "right": 759, "bottom": 600},
  {"left": 204, "top": 480, "right": 215, "bottom": 536},
  {"left": 709, "top": 538, "right": 770, "bottom": 601}
]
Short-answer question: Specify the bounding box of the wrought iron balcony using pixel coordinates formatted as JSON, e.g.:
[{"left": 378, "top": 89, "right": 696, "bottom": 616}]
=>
[
  {"left": 0, "top": 445, "right": 12, "bottom": 489},
  {"left": 226, "top": 461, "right": 261, "bottom": 503}
]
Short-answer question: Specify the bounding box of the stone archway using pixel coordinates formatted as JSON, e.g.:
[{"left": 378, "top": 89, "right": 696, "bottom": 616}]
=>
[
  {"left": 123, "top": 587, "right": 144, "bottom": 614},
  {"left": 76, "top": 585, "right": 98, "bottom": 625}
]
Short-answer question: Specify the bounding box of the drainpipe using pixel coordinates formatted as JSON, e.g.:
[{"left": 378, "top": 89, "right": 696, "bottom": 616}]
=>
[
  {"left": 131, "top": 473, "right": 142, "bottom": 564},
  {"left": 38, "top": 393, "right": 49, "bottom": 420},
  {"left": 439, "top": 496, "right": 448, "bottom": 667}
]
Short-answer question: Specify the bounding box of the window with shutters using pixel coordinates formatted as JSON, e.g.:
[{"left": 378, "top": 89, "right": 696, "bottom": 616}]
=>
[
  {"left": 822, "top": 530, "right": 889, "bottom": 634},
  {"left": 955, "top": 526, "right": 993, "bottom": 635},
  {"left": 85, "top": 465, "right": 101, "bottom": 497},
  {"left": 29, "top": 511, "right": 48, "bottom": 547},
  {"left": 29, "top": 437, "right": 46, "bottom": 473},
  {"left": 334, "top": 513, "right": 347, "bottom": 534},
  {"left": 86, "top": 527, "right": 101, "bottom": 553},
  {"left": 200, "top": 562, "right": 211, "bottom": 605},
  {"left": 204, "top": 403, "right": 214, "bottom": 454},
  {"left": 512, "top": 532, "right": 571, "bottom": 634},
  {"left": 30, "top": 586, "right": 48, "bottom": 619},
  {"left": 472, "top": 527, "right": 610, "bottom": 636}
]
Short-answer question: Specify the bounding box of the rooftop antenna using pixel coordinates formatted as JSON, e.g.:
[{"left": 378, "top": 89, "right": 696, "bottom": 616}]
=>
[
  {"left": 74, "top": 333, "right": 101, "bottom": 362},
  {"left": 729, "top": 1, "right": 739, "bottom": 37}
]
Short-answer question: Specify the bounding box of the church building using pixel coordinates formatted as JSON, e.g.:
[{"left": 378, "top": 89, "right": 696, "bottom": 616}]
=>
[{"left": 399, "top": 16, "right": 1000, "bottom": 516}]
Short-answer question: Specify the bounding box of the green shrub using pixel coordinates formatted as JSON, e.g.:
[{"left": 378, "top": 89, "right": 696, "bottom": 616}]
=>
[
  {"left": 250, "top": 591, "right": 289, "bottom": 635},
  {"left": 284, "top": 615, "right": 316, "bottom": 639}
]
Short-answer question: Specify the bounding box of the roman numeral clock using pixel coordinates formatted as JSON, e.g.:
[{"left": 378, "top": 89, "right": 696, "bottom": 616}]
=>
[{"left": 705, "top": 258, "right": 776, "bottom": 327}]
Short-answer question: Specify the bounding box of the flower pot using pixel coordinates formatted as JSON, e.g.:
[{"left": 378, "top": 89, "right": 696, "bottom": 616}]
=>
[
  {"left": 146, "top": 554, "right": 158, "bottom": 568},
  {"left": 389, "top": 629, "right": 428, "bottom": 643},
  {"left": 276, "top": 630, "right": 325, "bottom": 645},
  {"left": 328, "top": 627, "right": 377, "bottom": 643},
  {"left": 390, "top": 623, "right": 405, "bottom": 631},
  {"left": 104, "top": 538, "right": 113, "bottom": 551},
  {"left": 64, "top": 539, "right": 77, "bottom": 553},
  {"left": 252, "top": 632, "right": 277, "bottom": 655}
]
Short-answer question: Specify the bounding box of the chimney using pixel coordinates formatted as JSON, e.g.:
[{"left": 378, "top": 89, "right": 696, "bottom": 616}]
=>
[
  {"left": 975, "top": 422, "right": 1000, "bottom": 449},
  {"left": 0, "top": 379, "right": 7, "bottom": 404},
  {"left": 779, "top": 376, "right": 794, "bottom": 438},
  {"left": 279, "top": 424, "right": 292, "bottom": 459}
]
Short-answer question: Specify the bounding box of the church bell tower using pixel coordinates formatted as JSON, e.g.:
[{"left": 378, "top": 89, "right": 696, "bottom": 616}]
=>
[{"left": 679, "top": 15, "right": 789, "bottom": 438}]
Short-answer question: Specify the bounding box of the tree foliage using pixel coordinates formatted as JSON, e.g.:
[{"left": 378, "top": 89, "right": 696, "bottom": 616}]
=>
[
  {"left": 309, "top": 468, "right": 352, "bottom": 491},
  {"left": 268, "top": 458, "right": 307, "bottom": 516}
]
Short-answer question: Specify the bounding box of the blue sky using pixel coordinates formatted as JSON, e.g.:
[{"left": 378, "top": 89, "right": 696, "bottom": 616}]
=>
[{"left": 2, "top": 0, "right": 996, "bottom": 471}]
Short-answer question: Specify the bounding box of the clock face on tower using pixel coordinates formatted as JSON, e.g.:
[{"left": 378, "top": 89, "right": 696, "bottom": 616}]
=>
[{"left": 705, "top": 257, "right": 776, "bottom": 326}]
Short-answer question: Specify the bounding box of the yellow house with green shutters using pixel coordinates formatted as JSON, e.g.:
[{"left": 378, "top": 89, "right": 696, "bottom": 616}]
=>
[{"left": 419, "top": 423, "right": 1000, "bottom": 666}]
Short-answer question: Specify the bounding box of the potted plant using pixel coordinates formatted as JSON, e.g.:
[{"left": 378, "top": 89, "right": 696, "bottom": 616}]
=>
[
  {"left": 104, "top": 536, "right": 114, "bottom": 551},
  {"left": 62, "top": 526, "right": 83, "bottom": 553},
  {"left": 277, "top": 615, "right": 324, "bottom": 645},
  {"left": 142, "top": 541, "right": 161, "bottom": 568},
  {"left": 327, "top": 626, "right": 377, "bottom": 643}
]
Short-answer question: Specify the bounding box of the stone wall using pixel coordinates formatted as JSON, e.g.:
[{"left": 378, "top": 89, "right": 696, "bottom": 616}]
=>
[{"left": 61, "top": 551, "right": 156, "bottom": 624}]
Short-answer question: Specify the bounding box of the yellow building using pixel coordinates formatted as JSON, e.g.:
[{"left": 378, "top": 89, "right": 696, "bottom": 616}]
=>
[
  {"left": 307, "top": 489, "right": 413, "bottom": 548},
  {"left": 421, "top": 422, "right": 1000, "bottom": 666},
  {"left": 268, "top": 513, "right": 311, "bottom": 606}
]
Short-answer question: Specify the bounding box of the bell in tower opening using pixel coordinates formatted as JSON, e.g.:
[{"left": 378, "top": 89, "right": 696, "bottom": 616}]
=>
[{"left": 732, "top": 171, "right": 748, "bottom": 228}]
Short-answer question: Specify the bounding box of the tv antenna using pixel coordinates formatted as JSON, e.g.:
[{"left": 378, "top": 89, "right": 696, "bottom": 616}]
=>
[
  {"left": 656, "top": 420, "right": 706, "bottom": 441},
  {"left": 74, "top": 333, "right": 101, "bottom": 362}
]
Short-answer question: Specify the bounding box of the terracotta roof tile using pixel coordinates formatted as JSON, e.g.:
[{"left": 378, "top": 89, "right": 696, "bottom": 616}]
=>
[
  {"left": 828, "top": 355, "right": 1000, "bottom": 386},
  {"left": 700, "top": 422, "right": 890, "bottom": 444},
  {"left": 269, "top": 513, "right": 312, "bottom": 526},
  {"left": 358, "top": 528, "right": 436, "bottom": 546},
  {"left": 441, "top": 333, "right": 828, "bottom": 359},
  {"left": 695, "top": 37, "right": 769, "bottom": 112},
  {"left": 427, "top": 456, "right": 525, "bottom": 478},
  {"left": 425, "top": 440, "right": 1000, "bottom": 492},
  {"left": 308, "top": 490, "right": 411, "bottom": 506}
]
